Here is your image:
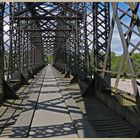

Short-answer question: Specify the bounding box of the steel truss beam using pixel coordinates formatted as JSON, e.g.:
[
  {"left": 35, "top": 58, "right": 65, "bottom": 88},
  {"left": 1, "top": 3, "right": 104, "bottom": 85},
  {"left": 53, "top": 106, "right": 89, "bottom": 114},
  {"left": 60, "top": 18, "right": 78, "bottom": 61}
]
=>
[
  {"left": 111, "top": 2, "right": 140, "bottom": 109},
  {"left": 13, "top": 16, "right": 82, "bottom": 20},
  {"left": 93, "top": 2, "right": 111, "bottom": 93},
  {"left": 0, "top": 3, "right": 4, "bottom": 101}
]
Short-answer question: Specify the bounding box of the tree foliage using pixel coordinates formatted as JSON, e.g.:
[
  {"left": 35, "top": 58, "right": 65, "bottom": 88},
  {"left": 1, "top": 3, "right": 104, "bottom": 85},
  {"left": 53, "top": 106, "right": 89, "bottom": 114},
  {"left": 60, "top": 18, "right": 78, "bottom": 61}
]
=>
[
  {"left": 111, "top": 52, "right": 140, "bottom": 78},
  {"left": 48, "top": 55, "right": 53, "bottom": 64}
]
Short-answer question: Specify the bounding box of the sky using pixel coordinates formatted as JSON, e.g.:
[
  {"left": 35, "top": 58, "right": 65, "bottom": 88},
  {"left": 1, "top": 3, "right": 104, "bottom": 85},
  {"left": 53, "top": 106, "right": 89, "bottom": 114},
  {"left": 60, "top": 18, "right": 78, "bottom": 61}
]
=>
[
  {"left": 3, "top": 2, "right": 140, "bottom": 56},
  {"left": 110, "top": 3, "right": 140, "bottom": 55}
]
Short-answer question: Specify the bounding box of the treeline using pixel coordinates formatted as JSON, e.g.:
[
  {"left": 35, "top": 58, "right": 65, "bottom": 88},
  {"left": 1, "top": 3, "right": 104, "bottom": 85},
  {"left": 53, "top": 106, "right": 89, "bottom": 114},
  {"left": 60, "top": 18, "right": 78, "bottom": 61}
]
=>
[
  {"left": 45, "top": 55, "right": 53, "bottom": 64},
  {"left": 111, "top": 52, "right": 140, "bottom": 78}
]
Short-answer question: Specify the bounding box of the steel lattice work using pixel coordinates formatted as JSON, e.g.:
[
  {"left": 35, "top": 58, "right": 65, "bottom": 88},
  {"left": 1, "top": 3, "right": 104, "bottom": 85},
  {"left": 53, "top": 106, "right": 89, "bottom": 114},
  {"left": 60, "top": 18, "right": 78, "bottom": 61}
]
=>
[{"left": 0, "top": 2, "right": 140, "bottom": 111}]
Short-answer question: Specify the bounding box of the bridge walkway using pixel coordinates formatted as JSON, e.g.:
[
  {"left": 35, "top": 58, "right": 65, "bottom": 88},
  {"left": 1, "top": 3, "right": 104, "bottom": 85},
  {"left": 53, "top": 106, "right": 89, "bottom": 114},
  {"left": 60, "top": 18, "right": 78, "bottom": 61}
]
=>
[{"left": 0, "top": 64, "right": 134, "bottom": 137}]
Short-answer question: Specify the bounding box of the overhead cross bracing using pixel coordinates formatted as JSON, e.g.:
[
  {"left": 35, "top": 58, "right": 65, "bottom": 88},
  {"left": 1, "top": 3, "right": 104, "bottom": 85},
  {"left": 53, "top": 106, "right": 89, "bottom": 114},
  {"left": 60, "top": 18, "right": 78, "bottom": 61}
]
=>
[{"left": 0, "top": 2, "right": 140, "bottom": 138}]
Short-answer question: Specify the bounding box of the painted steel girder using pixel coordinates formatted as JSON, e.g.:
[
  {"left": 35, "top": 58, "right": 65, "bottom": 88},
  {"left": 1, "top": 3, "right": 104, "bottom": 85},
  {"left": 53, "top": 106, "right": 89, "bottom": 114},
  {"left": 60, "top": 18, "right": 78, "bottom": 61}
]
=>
[{"left": 0, "top": 3, "right": 4, "bottom": 101}]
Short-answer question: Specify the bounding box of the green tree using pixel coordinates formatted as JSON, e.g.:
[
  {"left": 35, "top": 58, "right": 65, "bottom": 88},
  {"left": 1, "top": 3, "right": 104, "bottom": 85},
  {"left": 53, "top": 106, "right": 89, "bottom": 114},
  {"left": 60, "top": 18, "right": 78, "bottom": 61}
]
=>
[
  {"left": 111, "top": 52, "right": 121, "bottom": 71},
  {"left": 131, "top": 53, "right": 140, "bottom": 77},
  {"left": 47, "top": 55, "right": 53, "bottom": 64},
  {"left": 111, "top": 52, "right": 140, "bottom": 78}
]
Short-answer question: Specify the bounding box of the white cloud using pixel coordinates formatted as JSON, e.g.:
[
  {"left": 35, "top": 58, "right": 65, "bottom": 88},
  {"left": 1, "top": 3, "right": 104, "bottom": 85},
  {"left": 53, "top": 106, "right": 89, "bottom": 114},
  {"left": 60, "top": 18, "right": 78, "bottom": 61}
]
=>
[
  {"left": 3, "top": 14, "right": 10, "bottom": 50},
  {"left": 111, "top": 25, "right": 123, "bottom": 55},
  {"left": 4, "top": 24, "right": 9, "bottom": 32},
  {"left": 111, "top": 23, "right": 140, "bottom": 55}
]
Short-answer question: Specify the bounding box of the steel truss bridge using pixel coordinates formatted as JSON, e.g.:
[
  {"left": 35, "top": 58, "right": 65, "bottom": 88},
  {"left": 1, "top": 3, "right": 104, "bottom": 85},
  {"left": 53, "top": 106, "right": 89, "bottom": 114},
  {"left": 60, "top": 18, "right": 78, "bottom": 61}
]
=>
[{"left": 0, "top": 2, "right": 140, "bottom": 138}]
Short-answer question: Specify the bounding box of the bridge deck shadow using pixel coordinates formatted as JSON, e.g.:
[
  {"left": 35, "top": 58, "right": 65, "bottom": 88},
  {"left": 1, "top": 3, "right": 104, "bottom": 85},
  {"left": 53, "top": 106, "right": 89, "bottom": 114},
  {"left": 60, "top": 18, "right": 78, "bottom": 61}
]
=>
[{"left": 62, "top": 75, "right": 134, "bottom": 137}]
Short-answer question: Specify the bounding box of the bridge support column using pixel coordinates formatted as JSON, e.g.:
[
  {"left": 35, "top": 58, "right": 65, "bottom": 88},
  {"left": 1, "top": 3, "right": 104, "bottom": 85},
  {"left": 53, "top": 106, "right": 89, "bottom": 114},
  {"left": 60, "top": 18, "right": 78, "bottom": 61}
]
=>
[
  {"left": 64, "top": 70, "right": 70, "bottom": 78},
  {"left": 82, "top": 79, "right": 95, "bottom": 97},
  {"left": 20, "top": 74, "right": 29, "bottom": 85},
  {"left": 28, "top": 70, "right": 34, "bottom": 79},
  {"left": 61, "top": 69, "right": 65, "bottom": 74},
  {"left": 70, "top": 74, "right": 78, "bottom": 84},
  {"left": 3, "top": 81, "right": 18, "bottom": 100}
]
